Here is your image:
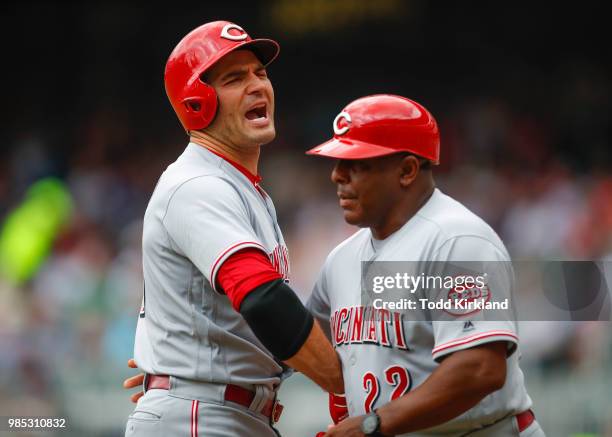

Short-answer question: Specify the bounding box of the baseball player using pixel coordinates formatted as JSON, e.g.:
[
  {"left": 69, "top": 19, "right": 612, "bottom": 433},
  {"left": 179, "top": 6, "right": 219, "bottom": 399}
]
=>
[
  {"left": 306, "top": 95, "right": 545, "bottom": 436},
  {"left": 125, "top": 21, "right": 343, "bottom": 437}
]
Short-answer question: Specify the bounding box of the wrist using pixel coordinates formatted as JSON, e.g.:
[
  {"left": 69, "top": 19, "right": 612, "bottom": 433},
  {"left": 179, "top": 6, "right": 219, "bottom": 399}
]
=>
[
  {"left": 374, "top": 405, "right": 396, "bottom": 436},
  {"left": 360, "top": 410, "right": 391, "bottom": 436}
]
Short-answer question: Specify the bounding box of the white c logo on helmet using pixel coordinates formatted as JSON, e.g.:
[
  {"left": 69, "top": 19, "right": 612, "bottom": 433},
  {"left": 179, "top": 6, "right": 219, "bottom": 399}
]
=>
[
  {"left": 221, "top": 24, "right": 248, "bottom": 41},
  {"left": 333, "top": 111, "right": 351, "bottom": 135}
]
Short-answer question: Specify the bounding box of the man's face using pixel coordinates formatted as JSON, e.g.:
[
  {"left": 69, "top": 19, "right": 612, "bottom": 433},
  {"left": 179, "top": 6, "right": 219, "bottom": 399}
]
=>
[
  {"left": 331, "top": 155, "right": 405, "bottom": 228},
  {"left": 204, "top": 50, "right": 275, "bottom": 148}
]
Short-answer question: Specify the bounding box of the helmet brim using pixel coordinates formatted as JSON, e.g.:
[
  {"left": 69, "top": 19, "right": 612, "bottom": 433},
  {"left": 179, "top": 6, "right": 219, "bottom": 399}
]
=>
[
  {"left": 241, "top": 38, "right": 280, "bottom": 67},
  {"left": 204, "top": 38, "right": 280, "bottom": 76},
  {"left": 306, "top": 138, "right": 404, "bottom": 160}
]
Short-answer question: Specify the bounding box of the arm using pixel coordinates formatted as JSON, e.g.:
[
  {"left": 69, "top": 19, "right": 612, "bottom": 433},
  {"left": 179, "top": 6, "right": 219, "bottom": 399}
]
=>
[
  {"left": 377, "top": 341, "right": 507, "bottom": 433},
  {"left": 239, "top": 278, "right": 344, "bottom": 394},
  {"left": 326, "top": 342, "right": 507, "bottom": 436},
  {"left": 290, "top": 261, "right": 344, "bottom": 395},
  {"left": 218, "top": 249, "right": 343, "bottom": 393},
  {"left": 284, "top": 320, "right": 344, "bottom": 394}
]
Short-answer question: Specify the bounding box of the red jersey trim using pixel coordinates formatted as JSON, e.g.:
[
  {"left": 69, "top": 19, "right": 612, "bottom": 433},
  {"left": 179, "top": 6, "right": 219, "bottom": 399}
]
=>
[
  {"left": 432, "top": 330, "right": 518, "bottom": 356},
  {"left": 210, "top": 241, "right": 267, "bottom": 291},
  {"left": 217, "top": 248, "right": 283, "bottom": 311},
  {"left": 205, "top": 148, "right": 262, "bottom": 186}
]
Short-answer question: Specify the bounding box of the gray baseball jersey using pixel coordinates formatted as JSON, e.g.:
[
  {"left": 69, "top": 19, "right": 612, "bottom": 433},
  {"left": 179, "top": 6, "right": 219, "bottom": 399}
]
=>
[
  {"left": 134, "top": 142, "right": 289, "bottom": 391},
  {"left": 307, "top": 188, "right": 534, "bottom": 436}
]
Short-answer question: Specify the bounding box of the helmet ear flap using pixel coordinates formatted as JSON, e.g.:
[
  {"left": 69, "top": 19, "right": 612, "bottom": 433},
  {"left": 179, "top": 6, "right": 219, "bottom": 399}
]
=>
[
  {"left": 180, "top": 82, "right": 218, "bottom": 130},
  {"left": 183, "top": 98, "right": 203, "bottom": 113}
]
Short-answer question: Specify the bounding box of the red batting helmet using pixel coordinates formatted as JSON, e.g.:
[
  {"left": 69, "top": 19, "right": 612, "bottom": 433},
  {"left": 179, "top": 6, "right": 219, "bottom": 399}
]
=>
[
  {"left": 306, "top": 94, "right": 440, "bottom": 164},
  {"left": 164, "top": 21, "right": 280, "bottom": 131}
]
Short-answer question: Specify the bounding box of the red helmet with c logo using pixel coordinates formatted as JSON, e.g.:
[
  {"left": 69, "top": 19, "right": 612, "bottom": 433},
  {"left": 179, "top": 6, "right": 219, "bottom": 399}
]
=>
[
  {"left": 164, "top": 21, "right": 279, "bottom": 131},
  {"left": 307, "top": 94, "right": 440, "bottom": 164}
]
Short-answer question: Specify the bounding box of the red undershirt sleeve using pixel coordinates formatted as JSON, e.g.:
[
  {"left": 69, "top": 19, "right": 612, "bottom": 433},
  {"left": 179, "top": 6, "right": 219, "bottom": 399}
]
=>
[{"left": 216, "top": 248, "right": 283, "bottom": 311}]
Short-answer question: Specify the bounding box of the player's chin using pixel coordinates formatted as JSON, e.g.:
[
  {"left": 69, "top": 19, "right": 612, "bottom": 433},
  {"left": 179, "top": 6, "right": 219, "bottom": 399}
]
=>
[
  {"left": 247, "top": 125, "right": 276, "bottom": 146},
  {"left": 342, "top": 209, "right": 365, "bottom": 226}
]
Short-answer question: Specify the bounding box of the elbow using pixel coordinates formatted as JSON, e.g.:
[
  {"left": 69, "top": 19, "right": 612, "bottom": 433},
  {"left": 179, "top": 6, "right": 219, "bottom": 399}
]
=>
[
  {"left": 474, "top": 360, "right": 506, "bottom": 396},
  {"left": 239, "top": 279, "right": 314, "bottom": 360},
  {"left": 462, "top": 342, "right": 509, "bottom": 397},
  {"left": 443, "top": 343, "right": 509, "bottom": 403}
]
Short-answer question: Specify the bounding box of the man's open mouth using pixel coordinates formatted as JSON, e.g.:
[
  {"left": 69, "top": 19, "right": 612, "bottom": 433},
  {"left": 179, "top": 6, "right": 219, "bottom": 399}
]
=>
[{"left": 245, "top": 103, "right": 267, "bottom": 121}]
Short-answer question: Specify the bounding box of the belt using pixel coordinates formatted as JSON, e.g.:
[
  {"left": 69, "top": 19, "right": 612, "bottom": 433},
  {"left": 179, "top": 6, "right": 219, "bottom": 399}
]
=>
[
  {"left": 516, "top": 409, "right": 535, "bottom": 432},
  {"left": 144, "top": 375, "right": 283, "bottom": 424},
  {"left": 462, "top": 409, "right": 536, "bottom": 436}
]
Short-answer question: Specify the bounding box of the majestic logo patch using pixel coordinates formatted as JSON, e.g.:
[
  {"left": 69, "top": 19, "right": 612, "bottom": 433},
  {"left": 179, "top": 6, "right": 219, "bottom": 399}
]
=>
[{"left": 463, "top": 321, "right": 475, "bottom": 331}]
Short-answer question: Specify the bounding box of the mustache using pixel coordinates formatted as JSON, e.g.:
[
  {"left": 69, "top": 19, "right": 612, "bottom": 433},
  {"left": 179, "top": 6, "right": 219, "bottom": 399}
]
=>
[{"left": 337, "top": 191, "right": 357, "bottom": 199}]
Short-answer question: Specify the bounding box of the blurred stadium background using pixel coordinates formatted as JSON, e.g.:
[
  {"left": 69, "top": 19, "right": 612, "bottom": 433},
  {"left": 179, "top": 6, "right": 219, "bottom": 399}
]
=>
[{"left": 1, "top": 1, "right": 610, "bottom": 436}]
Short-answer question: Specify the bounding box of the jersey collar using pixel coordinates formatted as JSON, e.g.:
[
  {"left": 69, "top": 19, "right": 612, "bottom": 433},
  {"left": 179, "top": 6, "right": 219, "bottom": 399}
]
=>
[{"left": 201, "top": 147, "right": 263, "bottom": 186}]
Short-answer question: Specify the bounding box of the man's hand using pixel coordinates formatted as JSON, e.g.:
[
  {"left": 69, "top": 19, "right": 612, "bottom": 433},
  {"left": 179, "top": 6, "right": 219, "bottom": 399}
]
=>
[
  {"left": 123, "top": 358, "right": 145, "bottom": 403},
  {"left": 325, "top": 416, "right": 366, "bottom": 436}
]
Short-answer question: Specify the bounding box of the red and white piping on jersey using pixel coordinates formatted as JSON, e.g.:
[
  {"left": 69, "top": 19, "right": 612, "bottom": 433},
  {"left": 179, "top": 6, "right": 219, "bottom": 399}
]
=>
[
  {"left": 191, "top": 400, "right": 199, "bottom": 437},
  {"left": 205, "top": 147, "right": 263, "bottom": 186},
  {"left": 210, "top": 241, "right": 267, "bottom": 290},
  {"left": 432, "top": 330, "right": 518, "bottom": 358},
  {"left": 270, "top": 244, "right": 290, "bottom": 279}
]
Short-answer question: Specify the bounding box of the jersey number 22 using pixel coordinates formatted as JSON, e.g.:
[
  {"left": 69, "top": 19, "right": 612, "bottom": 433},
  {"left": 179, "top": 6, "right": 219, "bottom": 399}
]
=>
[{"left": 363, "top": 366, "right": 412, "bottom": 413}]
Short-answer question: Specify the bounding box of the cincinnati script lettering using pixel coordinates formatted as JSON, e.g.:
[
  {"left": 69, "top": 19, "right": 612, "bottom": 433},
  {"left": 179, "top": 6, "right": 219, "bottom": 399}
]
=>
[{"left": 330, "top": 306, "right": 408, "bottom": 349}]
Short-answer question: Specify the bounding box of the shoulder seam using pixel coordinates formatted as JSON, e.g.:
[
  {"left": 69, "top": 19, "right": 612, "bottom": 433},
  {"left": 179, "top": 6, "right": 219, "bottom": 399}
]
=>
[
  {"left": 161, "top": 174, "right": 226, "bottom": 224},
  {"left": 414, "top": 211, "right": 447, "bottom": 240},
  {"left": 328, "top": 229, "right": 368, "bottom": 258},
  {"left": 430, "top": 234, "right": 507, "bottom": 260}
]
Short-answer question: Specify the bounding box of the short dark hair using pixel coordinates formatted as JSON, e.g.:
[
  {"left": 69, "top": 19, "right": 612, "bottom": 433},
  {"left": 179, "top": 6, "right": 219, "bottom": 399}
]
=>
[
  {"left": 420, "top": 159, "right": 432, "bottom": 171},
  {"left": 395, "top": 152, "right": 433, "bottom": 171}
]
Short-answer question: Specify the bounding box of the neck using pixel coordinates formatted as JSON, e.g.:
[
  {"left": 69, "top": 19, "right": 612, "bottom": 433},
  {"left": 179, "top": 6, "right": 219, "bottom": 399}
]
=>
[
  {"left": 371, "top": 179, "right": 435, "bottom": 240},
  {"left": 190, "top": 130, "right": 260, "bottom": 175}
]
